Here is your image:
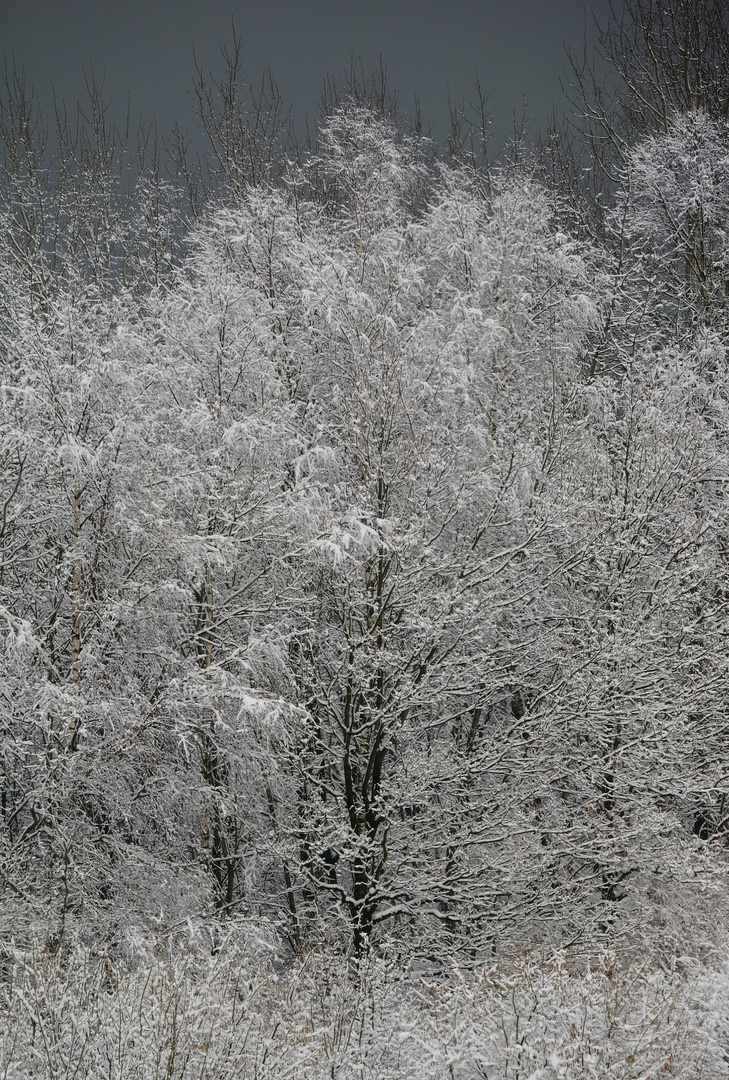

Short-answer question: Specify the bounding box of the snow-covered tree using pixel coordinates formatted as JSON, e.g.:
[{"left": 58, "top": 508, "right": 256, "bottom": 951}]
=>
[{"left": 619, "top": 111, "right": 729, "bottom": 334}]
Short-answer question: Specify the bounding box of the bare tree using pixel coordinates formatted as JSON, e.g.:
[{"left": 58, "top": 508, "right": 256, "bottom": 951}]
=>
[
  {"left": 190, "top": 23, "right": 294, "bottom": 201},
  {"left": 540, "top": 0, "right": 729, "bottom": 242}
]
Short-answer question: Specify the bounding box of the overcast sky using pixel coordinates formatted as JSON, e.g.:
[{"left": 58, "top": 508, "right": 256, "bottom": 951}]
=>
[{"left": 1, "top": 0, "right": 616, "bottom": 151}]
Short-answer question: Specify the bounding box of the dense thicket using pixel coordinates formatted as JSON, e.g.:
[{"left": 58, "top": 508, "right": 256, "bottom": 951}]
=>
[{"left": 2, "top": 2, "right": 729, "bottom": 1075}]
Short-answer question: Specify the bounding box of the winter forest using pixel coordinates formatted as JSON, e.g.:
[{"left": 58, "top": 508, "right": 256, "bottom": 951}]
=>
[{"left": 3, "top": 0, "right": 729, "bottom": 1076}]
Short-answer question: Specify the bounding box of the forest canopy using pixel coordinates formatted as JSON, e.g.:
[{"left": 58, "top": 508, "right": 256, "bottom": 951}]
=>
[{"left": 2, "top": 2, "right": 729, "bottom": 1076}]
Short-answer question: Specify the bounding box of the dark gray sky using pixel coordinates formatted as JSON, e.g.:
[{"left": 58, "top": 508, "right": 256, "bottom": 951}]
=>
[{"left": 1, "top": 0, "right": 616, "bottom": 149}]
